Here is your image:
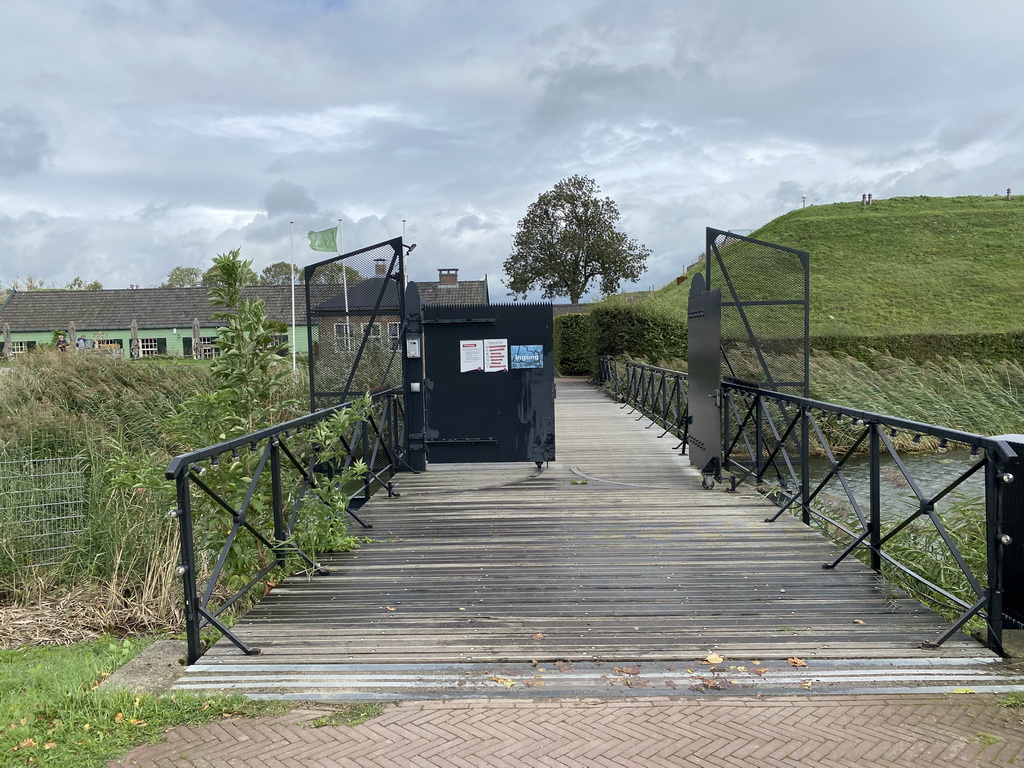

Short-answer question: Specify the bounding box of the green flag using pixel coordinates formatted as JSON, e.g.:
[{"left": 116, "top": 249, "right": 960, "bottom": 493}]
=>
[{"left": 307, "top": 226, "right": 338, "bottom": 252}]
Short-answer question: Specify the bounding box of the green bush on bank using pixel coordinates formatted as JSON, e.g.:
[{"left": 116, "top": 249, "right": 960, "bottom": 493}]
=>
[
  {"left": 589, "top": 297, "right": 687, "bottom": 364},
  {"left": 554, "top": 313, "right": 595, "bottom": 376}
]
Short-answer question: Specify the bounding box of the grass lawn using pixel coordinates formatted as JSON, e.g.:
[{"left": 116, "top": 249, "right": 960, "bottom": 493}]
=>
[
  {"left": 0, "top": 637, "right": 289, "bottom": 767},
  {"left": 657, "top": 195, "right": 1024, "bottom": 337}
]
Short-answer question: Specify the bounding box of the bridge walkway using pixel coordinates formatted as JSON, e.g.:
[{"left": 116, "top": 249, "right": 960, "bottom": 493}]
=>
[{"left": 178, "top": 380, "right": 1015, "bottom": 700}]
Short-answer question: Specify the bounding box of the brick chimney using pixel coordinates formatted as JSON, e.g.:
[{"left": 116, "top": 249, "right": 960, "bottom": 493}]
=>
[
  {"left": 374, "top": 257, "right": 387, "bottom": 276},
  {"left": 438, "top": 268, "right": 459, "bottom": 285}
]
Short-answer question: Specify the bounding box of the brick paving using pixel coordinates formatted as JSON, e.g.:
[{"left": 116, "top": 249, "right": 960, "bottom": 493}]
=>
[{"left": 114, "top": 694, "right": 1024, "bottom": 767}]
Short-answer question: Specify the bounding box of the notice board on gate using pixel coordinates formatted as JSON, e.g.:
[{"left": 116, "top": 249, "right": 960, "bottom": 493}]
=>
[{"left": 422, "top": 302, "right": 555, "bottom": 464}]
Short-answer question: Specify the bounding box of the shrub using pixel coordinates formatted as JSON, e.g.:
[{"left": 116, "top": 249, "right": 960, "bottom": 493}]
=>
[
  {"left": 590, "top": 298, "right": 686, "bottom": 364},
  {"left": 554, "top": 313, "right": 594, "bottom": 375}
]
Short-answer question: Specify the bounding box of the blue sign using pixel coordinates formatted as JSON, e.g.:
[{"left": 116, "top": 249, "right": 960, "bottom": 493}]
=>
[{"left": 510, "top": 344, "right": 543, "bottom": 369}]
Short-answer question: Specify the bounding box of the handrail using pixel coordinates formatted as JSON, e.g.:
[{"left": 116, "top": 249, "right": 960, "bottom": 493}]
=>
[
  {"left": 598, "top": 357, "right": 1018, "bottom": 655},
  {"left": 598, "top": 357, "right": 689, "bottom": 450},
  {"left": 165, "top": 387, "right": 406, "bottom": 665}
]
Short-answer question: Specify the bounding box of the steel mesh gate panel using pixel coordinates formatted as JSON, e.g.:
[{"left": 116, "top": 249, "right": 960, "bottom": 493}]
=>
[
  {"left": 304, "top": 238, "right": 406, "bottom": 411},
  {"left": 705, "top": 227, "right": 809, "bottom": 490},
  {"left": 706, "top": 228, "right": 809, "bottom": 397}
]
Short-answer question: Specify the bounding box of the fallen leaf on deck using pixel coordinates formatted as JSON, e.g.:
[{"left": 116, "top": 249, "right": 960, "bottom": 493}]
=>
[
  {"left": 787, "top": 657, "right": 808, "bottom": 668},
  {"left": 489, "top": 676, "right": 516, "bottom": 688},
  {"left": 752, "top": 667, "right": 768, "bottom": 676},
  {"left": 703, "top": 653, "right": 724, "bottom": 665},
  {"left": 801, "top": 681, "right": 813, "bottom": 689},
  {"left": 522, "top": 679, "right": 546, "bottom": 687},
  {"left": 556, "top": 660, "right": 572, "bottom": 673},
  {"left": 952, "top": 687, "right": 977, "bottom": 694},
  {"left": 383, "top": 605, "right": 396, "bottom": 612},
  {"left": 852, "top": 619, "right": 864, "bottom": 624},
  {"left": 624, "top": 678, "right": 647, "bottom": 688},
  {"left": 665, "top": 680, "right": 676, "bottom": 688},
  {"left": 532, "top": 633, "right": 545, "bottom": 641},
  {"left": 613, "top": 665, "right": 640, "bottom": 676}
]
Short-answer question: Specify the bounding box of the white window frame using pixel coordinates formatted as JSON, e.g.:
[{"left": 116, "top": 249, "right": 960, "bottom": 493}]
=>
[
  {"left": 333, "top": 322, "right": 354, "bottom": 351},
  {"left": 8, "top": 341, "right": 29, "bottom": 355},
  {"left": 197, "top": 336, "right": 218, "bottom": 359},
  {"left": 139, "top": 338, "right": 160, "bottom": 357}
]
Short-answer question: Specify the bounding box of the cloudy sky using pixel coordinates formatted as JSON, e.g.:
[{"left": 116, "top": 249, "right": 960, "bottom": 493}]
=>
[{"left": 1, "top": 0, "right": 1022, "bottom": 301}]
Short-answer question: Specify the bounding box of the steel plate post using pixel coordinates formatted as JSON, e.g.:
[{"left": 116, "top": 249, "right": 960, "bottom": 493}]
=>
[
  {"left": 173, "top": 467, "right": 202, "bottom": 665},
  {"left": 869, "top": 424, "right": 881, "bottom": 572},
  {"left": 270, "top": 436, "right": 285, "bottom": 566}
]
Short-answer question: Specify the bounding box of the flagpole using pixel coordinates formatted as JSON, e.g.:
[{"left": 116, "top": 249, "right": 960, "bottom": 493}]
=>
[
  {"left": 289, "top": 221, "right": 296, "bottom": 372},
  {"left": 339, "top": 218, "right": 348, "bottom": 314}
]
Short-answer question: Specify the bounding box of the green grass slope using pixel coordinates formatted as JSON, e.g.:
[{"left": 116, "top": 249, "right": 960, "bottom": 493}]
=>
[{"left": 663, "top": 195, "right": 1024, "bottom": 338}]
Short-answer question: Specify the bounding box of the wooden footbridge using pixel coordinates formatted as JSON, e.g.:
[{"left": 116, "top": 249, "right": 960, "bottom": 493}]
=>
[{"left": 175, "top": 380, "right": 1024, "bottom": 700}]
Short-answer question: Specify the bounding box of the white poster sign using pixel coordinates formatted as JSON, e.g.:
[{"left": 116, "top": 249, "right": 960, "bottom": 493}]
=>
[
  {"left": 484, "top": 338, "right": 508, "bottom": 372},
  {"left": 460, "top": 340, "right": 484, "bottom": 372}
]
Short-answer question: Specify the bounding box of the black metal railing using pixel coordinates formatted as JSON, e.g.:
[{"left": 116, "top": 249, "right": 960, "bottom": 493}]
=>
[
  {"left": 720, "top": 380, "right": 1016, "bottom": 654},
  {"left": 598, "top": 357, "right": 689, "bottom": 450},
  {"left": 597, "top": 358, "right": 1020, "bottom": 655},
  {"left": 165, "top": 389, "right": 406, "bottom": 665}
]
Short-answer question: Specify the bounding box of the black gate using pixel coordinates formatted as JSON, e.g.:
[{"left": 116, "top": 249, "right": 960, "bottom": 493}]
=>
[
  {"left": 686, "top": 273, "right": 721, "bottom": 483},
  {"left": 689, "top": 228, "right": 810, "bottom": 489},
  {"left": 421, "top": 303, "right": 555, "bottom": 464},
  {"left": 304, "top": 238, "right": 408, "bottom": 410}
]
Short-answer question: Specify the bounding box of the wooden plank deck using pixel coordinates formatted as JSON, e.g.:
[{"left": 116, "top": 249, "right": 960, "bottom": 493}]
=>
[{"left": 198, "top": 379, "right": 986, "bottom": 670}]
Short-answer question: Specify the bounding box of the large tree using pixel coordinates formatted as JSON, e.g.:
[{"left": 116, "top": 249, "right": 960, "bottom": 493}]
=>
[
  {"left": 163, "top": 266, "right": 204, "bottom": 288},
  {"left": 503, "top": 174, "right": 650, "bottom": 303},
  {"left": 259, "top": 261, "right": 296, "bottom": 286}
]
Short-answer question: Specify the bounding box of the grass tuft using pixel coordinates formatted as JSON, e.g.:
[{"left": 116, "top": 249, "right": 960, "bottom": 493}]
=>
[{"left": 0, "top": 637, "right": 291, "bottom": 767}]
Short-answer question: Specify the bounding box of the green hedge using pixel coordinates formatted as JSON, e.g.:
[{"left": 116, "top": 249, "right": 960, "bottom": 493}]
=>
[
  {"left": 812, "top": 332, "right": 1024, "bottom": 364},
  {"left": 590, "top": 301, "right": 687, "bottom": 364},
  {"left": 554, "top": 313, "right": 595, "bottom": 376}
]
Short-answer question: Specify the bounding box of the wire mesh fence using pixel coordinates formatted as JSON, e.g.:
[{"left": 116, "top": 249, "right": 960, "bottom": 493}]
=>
[
  {"left": 305, "top": 238, "right": 405, "bottom": 410},
  {"left": 707, "top": 229, "right": 809, "bottom": 395},
  {"left": 0, "top": 456, "right": 86, "bottom": 570}
]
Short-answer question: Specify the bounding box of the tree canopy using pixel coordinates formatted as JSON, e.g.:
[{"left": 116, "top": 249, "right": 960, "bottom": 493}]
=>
[
  {"left": 259, "top": 261, "right": 295, "bottom": 286},
  {"left": 162, "top": 266, "right": 204, "bottom": 288},
  {"left": 503, "top": 174, "right": 650, "bottom": 304}
]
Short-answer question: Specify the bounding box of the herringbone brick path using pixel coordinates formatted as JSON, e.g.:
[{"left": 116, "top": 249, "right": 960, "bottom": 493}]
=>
[{"left": 114, "top": 694, "right": 1024, "bottom": 767}]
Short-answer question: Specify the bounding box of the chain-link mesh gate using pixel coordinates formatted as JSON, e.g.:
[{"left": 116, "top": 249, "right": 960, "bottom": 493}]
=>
[
  {"left": 706, "top": 228, "right": 809, "bottom": 396},
  {"left": 304, "top": 237, "right": 407, "bottom": 411},
  {"left": 705, "top": 227, "right": 809, "bottom": 493}
]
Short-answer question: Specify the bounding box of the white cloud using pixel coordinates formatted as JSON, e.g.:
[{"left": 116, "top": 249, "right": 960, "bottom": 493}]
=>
[{"left": 1, "top": 0, "right": 1023, "bottom": 299}]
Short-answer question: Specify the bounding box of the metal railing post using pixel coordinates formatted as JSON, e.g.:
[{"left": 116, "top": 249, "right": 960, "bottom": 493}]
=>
[
  {"left": 270, "top": 436, "right": 285, "bottom": 566},
  {"left": 362, "top": 422, "right": 371, "bottom": 502},
  {"left": 800, "top": 405, "right": 810, "bottom": 525},
  {"left": 172, "top": 466, "right": 203, "bottom": 665},
  {"left": 754, "top": 395, "right": 764, "bottom": 481},
  {"left": 869, "top": 423, "right": 881, "bottom": 571},
  {"left": 986, "top": 447, "right": 1008, "bottom": 654}
]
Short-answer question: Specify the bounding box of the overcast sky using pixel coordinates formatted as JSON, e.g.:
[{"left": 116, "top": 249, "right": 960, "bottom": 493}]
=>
[{"left": 1, "top": 0, "right": 1022, "bottom": 301}]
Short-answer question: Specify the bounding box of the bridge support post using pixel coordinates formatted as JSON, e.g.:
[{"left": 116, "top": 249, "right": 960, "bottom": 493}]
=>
[
  {"left": 988, "top": 436, "right": 1024, "bottom": 656},
  {"left": 869, "top": 424, "right": 881, "bottom": 571}
]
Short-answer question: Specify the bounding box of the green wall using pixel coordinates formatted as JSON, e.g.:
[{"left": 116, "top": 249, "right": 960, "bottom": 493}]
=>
[{"left": 2, "top": 326, "right": 310, "bottom": 357}]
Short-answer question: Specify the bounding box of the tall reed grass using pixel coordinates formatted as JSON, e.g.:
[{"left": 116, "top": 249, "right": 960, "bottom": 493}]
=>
[{"left": 0, "top": 350, "right": 309, "bottom": 640}]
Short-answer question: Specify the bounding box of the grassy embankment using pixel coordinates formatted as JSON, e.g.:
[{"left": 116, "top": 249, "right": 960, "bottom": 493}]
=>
[
  {"left": 657, "top": 194, "right": 1024, "bottom": 337},
  {"left": 630, "top": 195, "right": 1024, "bottom": 435}
]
